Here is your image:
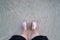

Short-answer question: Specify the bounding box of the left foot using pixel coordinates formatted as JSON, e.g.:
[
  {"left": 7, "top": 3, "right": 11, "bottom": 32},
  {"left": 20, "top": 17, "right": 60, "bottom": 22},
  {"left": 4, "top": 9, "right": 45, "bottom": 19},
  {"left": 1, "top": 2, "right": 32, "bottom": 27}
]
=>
[{"left": 22, "top": 21, "right": 27, "bottom": 30}]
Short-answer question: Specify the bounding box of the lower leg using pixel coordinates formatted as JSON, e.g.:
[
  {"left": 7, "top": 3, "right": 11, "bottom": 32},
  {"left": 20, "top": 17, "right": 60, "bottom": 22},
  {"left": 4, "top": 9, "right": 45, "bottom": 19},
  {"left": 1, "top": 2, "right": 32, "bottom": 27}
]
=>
[
  {"left": 21, "top": 21, "right": 28, "bottom": 40},
  {"left": 31, "top": 29, "right": 39, "bottom": 39},
  {"left": 21, "top": 29, "right": 28, "bottom": 40},
  {"left": 31, "top": 21, "right": 39, "bottom": 39}
]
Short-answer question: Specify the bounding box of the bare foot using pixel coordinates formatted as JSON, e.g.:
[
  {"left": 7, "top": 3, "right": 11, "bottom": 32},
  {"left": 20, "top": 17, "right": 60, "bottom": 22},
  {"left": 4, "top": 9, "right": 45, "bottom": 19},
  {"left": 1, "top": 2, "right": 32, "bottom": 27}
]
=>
[
  {"left": 22, "top": 21, "right": 27, "bottom": 30},
  {"left": 32, "top": 21, "right": 37, "bottom": 30}
]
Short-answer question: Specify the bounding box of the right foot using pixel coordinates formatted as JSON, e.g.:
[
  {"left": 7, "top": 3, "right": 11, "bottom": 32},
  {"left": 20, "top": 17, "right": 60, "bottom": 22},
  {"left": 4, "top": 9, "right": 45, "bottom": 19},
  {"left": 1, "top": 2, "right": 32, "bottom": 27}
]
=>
[{"left": 32, "top": 21, "right": 37, "bottom": 30}]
